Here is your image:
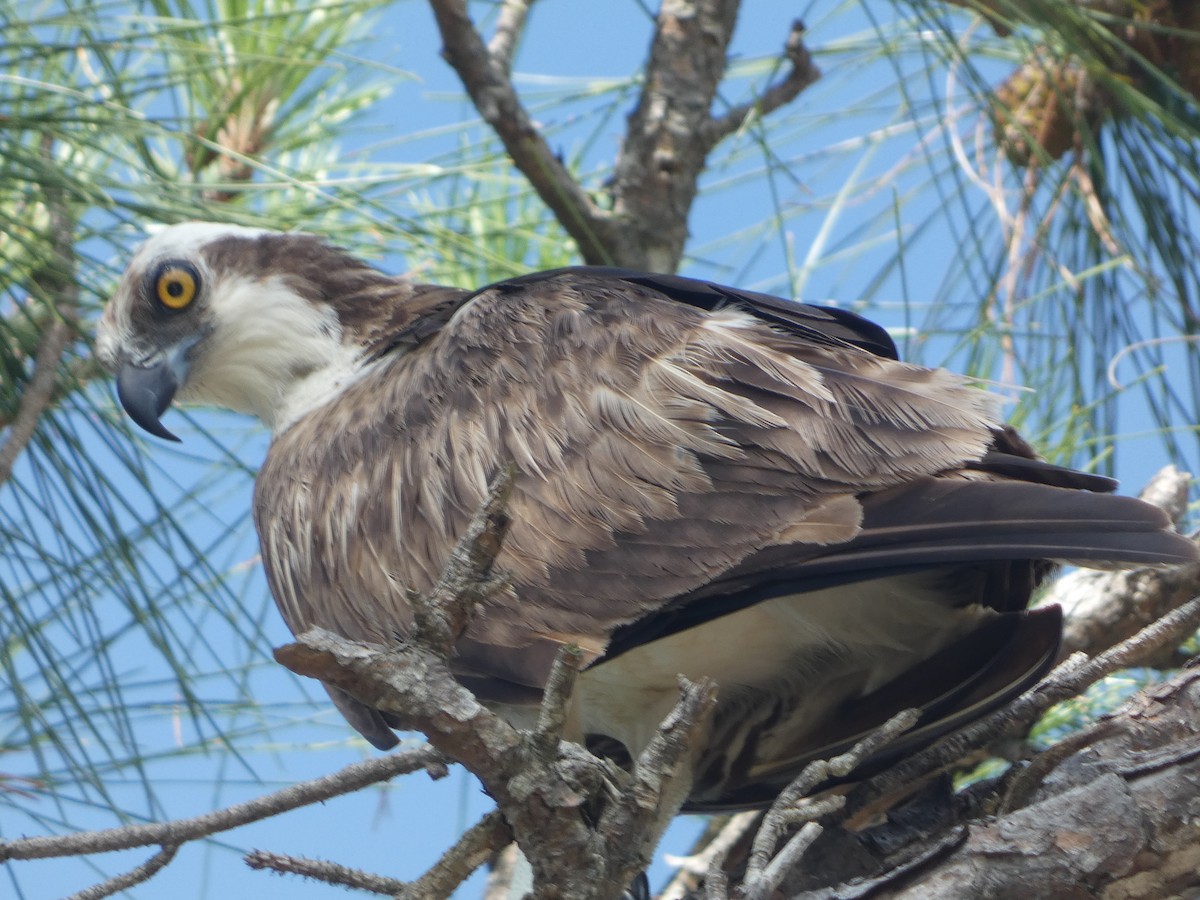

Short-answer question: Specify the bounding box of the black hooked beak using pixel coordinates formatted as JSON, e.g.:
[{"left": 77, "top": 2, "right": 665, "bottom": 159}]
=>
[{"left": 116, "top": 353, "right": 185, "bottom": 442}]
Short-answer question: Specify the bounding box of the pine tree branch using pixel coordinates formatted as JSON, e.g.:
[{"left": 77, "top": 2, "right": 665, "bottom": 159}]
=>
[
  {"left": 0, "top": 747, "right": 446, "bottom": 862},
  {"left": 660, "top": 811, "right": 759, "bottom": 900},
  {"left": 0, "top": 134, "right": 78, "bottom": 487},
  {"left": 700, "top": 20, "right": 820, "bottom": 149},
  {"left": 426, "top": 0, "right": 617, "bottom": 265},
  {"left": 245, "top": 811, "right": 511, "bottom": 897},
  {"left": 245, "top": 849, "right": 409, "bottom": 895},
  {"left": 607, "top": 0, "right": 742, "bottom": 272},
  {"left": 428, "top": 0, "right": 819, "bottom": 273},
  {"left": 789, "top": 667, "right": 1200, "bottom": 899},
  {"left": 742, "top": 710, "right": 919, "bottom": 898},
  {"left": 488, "top": 0, "right": 536, "bottom": 75},
  {"left": 0, "top": 317, "right": 71, "bottom": 487},
  {"left": 64, "top": 844, "right": 179, "bottom": 900},
  {"left": 400, "top": 811, "right": 513, "bottom": 900},
  {"left": 276, "top": 628, "right": 718, "bottom": 900}
]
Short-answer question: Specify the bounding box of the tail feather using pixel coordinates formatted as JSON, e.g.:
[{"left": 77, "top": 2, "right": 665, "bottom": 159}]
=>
[
  {"left": 740, "top": 477, "right": 1196, "bottom": 588},
  {"left": 832, "top": 477, "right": 1196, "bottom": 567}
]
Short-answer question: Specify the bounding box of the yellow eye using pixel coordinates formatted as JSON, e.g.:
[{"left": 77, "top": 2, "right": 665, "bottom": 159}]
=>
[{"left": 154, "top": 264, "right": 199, "bottom": 310}]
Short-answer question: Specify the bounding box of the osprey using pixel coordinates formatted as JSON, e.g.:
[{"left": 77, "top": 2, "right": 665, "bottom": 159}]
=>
[{"left": 96, "top": 223, "right": 1196, "bottom": 810}]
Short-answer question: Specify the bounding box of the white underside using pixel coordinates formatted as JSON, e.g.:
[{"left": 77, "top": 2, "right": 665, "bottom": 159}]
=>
[
  {"left": 177, "top": 273, "right": 370, "bottom": 432},
  {"left": 562, "top": 571, "right": 993, "bottom": 759}
]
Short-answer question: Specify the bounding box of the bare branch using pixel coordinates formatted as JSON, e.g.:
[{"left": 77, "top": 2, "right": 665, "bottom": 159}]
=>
[
  {"left": 701, "top": 20, "right": 821, "bottom": 148},
  {"left": 400, "top": 811, "right": 513, "bottom": 899},
  {"left": 805, "top": 668, "right": 1200, "bottom": 899},
  {"left": 0, "top": 317, "right": 72, "bottom": 486},
  {"left": 276, "top": 628, "right": 520, "bottom": 775},
  {"left": 704, "top": 862, "right": 730, "bottom": 900},
  {"left": 600, "top": 676, "right": 719, "bottom": 868},
  {"left": 745, "top": 709, "right": 919, "bottom": 889},
  {"left": 751, "top": 711, "right": 915, "bottom": 859},
  {"left": 660, "top": 811, "right": 759, "bottom": 900},
  {"left": 531, "top": 644, "right": 585, "bottom": 759},
  {"left": 65, "top": 845, "right": 179, "bottom": 900},
  {"left": 0, "top": 355, "right": 103, "bottom": 432},
  {"left": 996, "top": 716, "right": 1119, "bottom": 815},
  {"left": 426, "top": 0, "right": 616, "bottom": 265},
  {"left": 244, "top": 850, "right": 408, "bottom": 895},
  {"left": 278, "top": 625, "right": 719, "bottom": 898},
  {"left": 488, "top": 0, "right": 536, "bottom": 75},
  {"left": 409, "top": 464, "right": 516, "bottom": 654},
  {"left": 0, "top": 133, "right": 78, "bottom": 487},
  {"left": 0, "top": 746, "right": 445, "bottom": 861},
  {"left": 429, "top": 0, "right": 818, "bottom": 273},
  {"left": 247, "top": 811, "right": 511, "bottom": 898},
  {"left": 483, "top": 842, "right": 522, "bottom": 900},
  {"left": 744, "top": 822, "right": 823, "bottom": 900}
]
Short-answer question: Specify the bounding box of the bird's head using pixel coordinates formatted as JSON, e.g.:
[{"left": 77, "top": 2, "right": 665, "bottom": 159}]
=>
[{"left": 97, "top": 222, "right": 404, "bottom": 439}]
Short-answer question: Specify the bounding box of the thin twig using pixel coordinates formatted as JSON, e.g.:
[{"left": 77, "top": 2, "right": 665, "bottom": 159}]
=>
[
  {"left": 660, "top": 811, "right": 759, "bottom": 900},
  {"left": 744, "top": 796, "right": 844, "bottom": 890},
  {"left": 246, "top": 810, "right": 511, "bottom": 897},
  {"left": 488, "top": 0, "right": 535, "bottom": 75},
  {"left": 0, "top": 746, "right": 445, "bottom": 861},
  {"left": 63, "top": 844, "right": 179, "bottom": 900},
  {"left": 702, "top": 20, "right": 821, "bottom": 149},
  {"left": 426, "top": 0, "right": 615, "bottom": 265},
  {"left": 825, "top": 708, "right": 923, "bottom": 779},
  {"left": 0, "top": 318, "right": 72, "bottom": 486},
  {"left": 747, "top": 708, "right": 919, "bottom": 880},
  {"left": 244, "top": 850, "right": 409, "bottom": 895},
  {"left": 530, "top": 644, "right": 584, "bottom": 759},
  {"left": 400, "top": 811, "right": 513, "bottom": 899},
  {"left": 409, "top": 463, "right": 516, "bottom": 653},
  {"left": 744, "top": 822, "right": 823, "bottom": 900},
  {"left": 997, "top": 717, "right": 1119, "bottom": 815}
]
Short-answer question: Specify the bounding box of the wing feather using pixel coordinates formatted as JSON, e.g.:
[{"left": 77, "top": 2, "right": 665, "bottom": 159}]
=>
[{"left": 253, "top": 266, "right": 1192, "bottom": 706}]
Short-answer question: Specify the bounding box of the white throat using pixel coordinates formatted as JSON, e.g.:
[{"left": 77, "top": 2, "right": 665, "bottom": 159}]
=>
[{"left": 183, "top": 273, "right": 368, "bottom": 433}]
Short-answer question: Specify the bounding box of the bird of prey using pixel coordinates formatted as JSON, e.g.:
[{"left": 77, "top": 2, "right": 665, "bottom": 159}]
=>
[{"left": 96, "top": 223, "right": 1197, "bottom": 811}]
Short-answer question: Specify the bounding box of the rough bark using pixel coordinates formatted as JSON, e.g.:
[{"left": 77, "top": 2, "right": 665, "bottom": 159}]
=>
[
  {"left": 787, "top": 667, "right": 1200, "bottom": 899},
  {"left": 426, "top": 0, "right": 819, "bottom": 271}
]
